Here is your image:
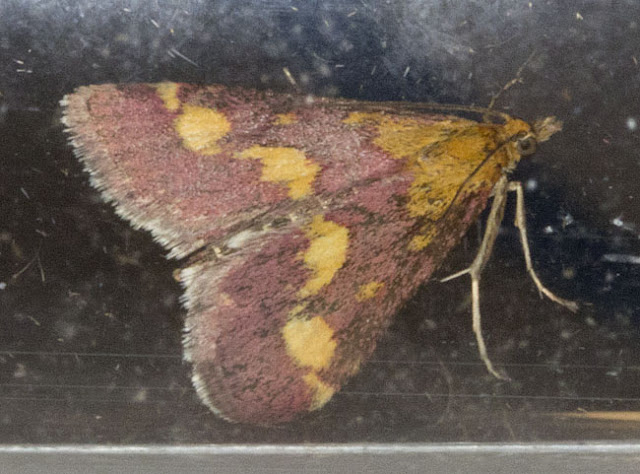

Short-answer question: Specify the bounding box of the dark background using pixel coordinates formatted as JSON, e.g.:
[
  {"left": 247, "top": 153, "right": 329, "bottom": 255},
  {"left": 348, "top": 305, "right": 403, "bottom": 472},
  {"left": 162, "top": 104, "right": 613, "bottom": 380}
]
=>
[{"left": 1, "top": 0, "right": 640, "bottom": 443}]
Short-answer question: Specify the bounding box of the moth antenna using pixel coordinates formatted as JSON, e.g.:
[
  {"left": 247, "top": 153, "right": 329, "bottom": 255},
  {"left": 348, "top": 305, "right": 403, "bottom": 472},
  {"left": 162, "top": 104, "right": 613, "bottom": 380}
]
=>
[{"left": 486, "top": 49, "right": 538, "bottom": 112}]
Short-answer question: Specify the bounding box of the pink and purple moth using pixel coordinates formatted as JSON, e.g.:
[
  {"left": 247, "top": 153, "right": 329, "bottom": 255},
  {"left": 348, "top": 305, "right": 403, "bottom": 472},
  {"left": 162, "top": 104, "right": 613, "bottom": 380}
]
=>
[{"left": 61, "top": 82, "right": 571, "bottom": 425}]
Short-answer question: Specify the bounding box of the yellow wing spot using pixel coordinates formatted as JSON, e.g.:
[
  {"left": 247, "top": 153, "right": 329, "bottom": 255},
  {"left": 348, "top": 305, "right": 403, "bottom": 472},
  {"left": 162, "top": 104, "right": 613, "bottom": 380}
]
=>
[
  {"left": 154, "top": 82, "right": 181, "bottom": 111},
  {"left": 282, "top": 315, "right": 336, "bottom": 371},
  {"left": 408, "top": 226, "right": 438, "bottom": 252},
  {"left": 175, "top": 104, "right": 231, "bottom": 155},
  {"left": 298, "top": 215, "right": 349, "bottom": 298},
  {"left": 274, "top": 113, "right": 298, "bottom": 125},
  {"left": 355, "top": 281, "right": 384, "bottom": 301},
  {"left": 405, "top": 126, "right": 515, "bottom": 219},
  {"left": 282, "top": 307, "right": 338, "bottom": 410},
  {"left": 344, "top": 112, "right": 469, "bottom": 160},
  {"left": 303, "top": 372, "right": 336, "bottom": 411},
  {"left": 347, "top": 111, "right": 544, "bottom": 254},
  {"left": 237, "top": 146, "right": 320, "bottom": 199},
  {"left": 345, "top": 111, "right": 510, "bottom": 219}
]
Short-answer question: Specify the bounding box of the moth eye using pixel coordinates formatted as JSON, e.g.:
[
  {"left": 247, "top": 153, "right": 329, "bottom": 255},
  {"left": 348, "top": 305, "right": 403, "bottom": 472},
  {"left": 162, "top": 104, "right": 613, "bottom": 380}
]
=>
[{"left": 516, "top": 135, "right": 537, "bottom": 156}]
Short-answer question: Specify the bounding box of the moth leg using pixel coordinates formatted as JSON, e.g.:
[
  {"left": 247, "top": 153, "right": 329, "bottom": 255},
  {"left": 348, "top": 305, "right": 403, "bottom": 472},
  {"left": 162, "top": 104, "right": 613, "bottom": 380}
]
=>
[
  {"left": 442, "top": 177, "right": 579, "bottom": 380},
  {"left": 509, "top": 181, "right": 579, "bottom": 312},
  {"left": 441, "top": 175, "right": 511, "bottom": 380}
]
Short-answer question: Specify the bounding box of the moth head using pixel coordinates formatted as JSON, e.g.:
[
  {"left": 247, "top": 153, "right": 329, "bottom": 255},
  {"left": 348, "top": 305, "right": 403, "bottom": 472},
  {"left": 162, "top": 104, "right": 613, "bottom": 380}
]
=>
[
  {"left": 504, "top": 115, "right": 562, "bottom": 158},
  {"left": 513, "top": 131, "right": 537, "bottom": 156},
  {"left": 521, "top": 115, "right": 563, "bottom": 156}
]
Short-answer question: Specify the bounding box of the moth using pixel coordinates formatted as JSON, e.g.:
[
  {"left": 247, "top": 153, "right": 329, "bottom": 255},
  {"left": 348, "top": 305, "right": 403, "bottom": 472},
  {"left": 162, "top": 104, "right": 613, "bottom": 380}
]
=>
[{"left": 61, "top": 82, "right": 575, "bottom": 425}]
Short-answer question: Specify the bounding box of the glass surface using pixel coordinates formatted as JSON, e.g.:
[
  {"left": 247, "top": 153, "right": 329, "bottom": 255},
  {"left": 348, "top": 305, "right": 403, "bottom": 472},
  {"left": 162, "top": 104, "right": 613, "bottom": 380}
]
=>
[{"left": 1, "top": 0, "right": 640, "bottom": 445}]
